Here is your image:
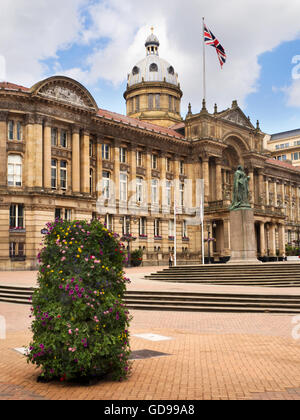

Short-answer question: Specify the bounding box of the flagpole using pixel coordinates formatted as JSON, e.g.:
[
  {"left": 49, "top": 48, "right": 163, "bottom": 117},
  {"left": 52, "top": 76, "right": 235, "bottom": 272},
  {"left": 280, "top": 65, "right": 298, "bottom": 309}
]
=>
[
  {"left": 174, "top": 194, "right": 177, "bottom": 267},
  {"left": 202, "top": 16, "right": 206, "bottom": 102},
  {"left": 201, "top": 179, "right": 205, "bottom": 265}
]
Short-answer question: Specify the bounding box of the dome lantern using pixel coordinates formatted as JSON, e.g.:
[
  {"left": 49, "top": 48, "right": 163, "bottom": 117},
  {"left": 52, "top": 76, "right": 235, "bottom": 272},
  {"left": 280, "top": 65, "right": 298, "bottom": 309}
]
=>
[{"left": 124, "top": 28, "right": 183, "bottom": 128}]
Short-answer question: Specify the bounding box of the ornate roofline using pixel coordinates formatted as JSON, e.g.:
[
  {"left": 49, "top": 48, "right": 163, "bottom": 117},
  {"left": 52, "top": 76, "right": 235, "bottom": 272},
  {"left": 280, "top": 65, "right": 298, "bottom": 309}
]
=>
[{"left": 31, "top": 76, "right": 99, "bottom": 113}]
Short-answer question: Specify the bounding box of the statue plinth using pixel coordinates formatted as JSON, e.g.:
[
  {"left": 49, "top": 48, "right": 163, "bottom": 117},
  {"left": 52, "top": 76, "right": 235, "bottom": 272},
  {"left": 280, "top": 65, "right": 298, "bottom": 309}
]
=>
[{"left": 228, "top": 208, "right": 260, "bottom": 264}]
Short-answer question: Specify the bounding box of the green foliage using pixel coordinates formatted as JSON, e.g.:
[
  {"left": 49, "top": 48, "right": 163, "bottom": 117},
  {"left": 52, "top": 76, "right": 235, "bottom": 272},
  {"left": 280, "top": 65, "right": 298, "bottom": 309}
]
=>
[
  {"left": 26, "top": 218, "right": 132, "bottom": 382},
  {"left": 130, "top": 249, "right": 143, "bottom": 267},
  {"left": 285, "top": 245, "right": 300, "bottom": 256}
]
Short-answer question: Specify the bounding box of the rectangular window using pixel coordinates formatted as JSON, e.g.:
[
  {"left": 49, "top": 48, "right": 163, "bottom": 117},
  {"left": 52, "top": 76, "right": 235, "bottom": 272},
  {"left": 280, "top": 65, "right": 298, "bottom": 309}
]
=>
[
  {"left": 16, "top": 122, "right": 22, "bottom": 141},
  {"left": 105, "top": 214, "right": 114, "bottom": 231},
  {"left": 136, "top": 176, "right": 143, "bottom": 203},
  {"left": 51, "top": 128, "right": 58, "bottom": 146},
  {"left": 136, "top": 151, "right": 143, "bottom": 167},
  {"left": 120, "top": 173, "right": 128, "bottom": 201},
  {"left": 155, "top": 94, "right": 160, "bottom": 109},
  {"left": 154, "top": 219, "right": 160, "bottom": 237},
  {"left": 8, "top": 155, "right": 22, "bottom": 187},
  {"left": 166, "top": 157, "right": 171, "bottom": 172},
  {"left": 148, "top": 94, "right": 154, "bottom": 110},
  {"left": 120, "top": 147, "right": 127, "bottom": 163},
  {"left": 64, "top": 209, "right": 71, "bottom": 221},
  {"left": 102, "top": 171, "right": 110, "bottom": 199},
  {"left": 89, "top": 168, "right": 93, "bottom": 194},
  {"left": 60, "top": 161, "right": 67, "bottom": 190},
  {"left": 102, "top": 144, "right": 110, "bottom": 160},
  {"left": 60, "top": 130, "right": 67, "bottom": 148},
  {"left": 180, "top": 161, "right": 184, "bottom": 175},
  {"left": 9, "top": 242, "right": 25, "bottom": 258},
  {"left": 166, "top": 180, "right": 171, "bottom": 206},
  {"left": 55, "top": 208, "right": 62, "bottom": 220},
  {"left": 89, "top": 140, "right": 94, "bottom": 157},
  {"left": 9, "top": 204, "right": 24, "bottom": 229},
  {"left": 139, "top": 217, "right": 146, "bottom": 236},
  {"left": 122, "top": 216, "right": 130, "bottom": 235},
  {"left": 182, "top": 220, "right": 188, "bottom": 238},
  {"left": 152, "top": 154, "right": 158, "bottom": 169},
  {"left": 151, "top": 179, "right": 158, "bottom": 204},
  {"left": 135, "top": 96, "right": 140, "bottom": 112},
  {"left": 51, "top": 159, "right": 57, "bottom": 189},
  {"left": 169, "top": 220, "right": 174, "bottom": 237},
  {"left": 180, "top": 182, "right": 184, "bottom": 206},
  {"left": 8, "top": 121, "right": 14, "bottom": 140}
]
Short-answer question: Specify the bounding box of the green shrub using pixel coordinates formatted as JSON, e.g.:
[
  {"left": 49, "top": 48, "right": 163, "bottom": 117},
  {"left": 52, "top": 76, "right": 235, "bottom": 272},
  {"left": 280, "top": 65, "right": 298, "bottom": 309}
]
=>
[
  {"left": 26, "top": 218, "right": 132, "bottom": 382},
  {"left": 130, "top": 249, "right": 143, "bottom": 267}
]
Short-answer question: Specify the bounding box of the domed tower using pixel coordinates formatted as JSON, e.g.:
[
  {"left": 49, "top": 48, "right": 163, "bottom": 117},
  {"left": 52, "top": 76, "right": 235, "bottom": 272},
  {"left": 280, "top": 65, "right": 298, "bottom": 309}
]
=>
[{"left": 124, "top": 30, "right": 183, "bottom": 128}]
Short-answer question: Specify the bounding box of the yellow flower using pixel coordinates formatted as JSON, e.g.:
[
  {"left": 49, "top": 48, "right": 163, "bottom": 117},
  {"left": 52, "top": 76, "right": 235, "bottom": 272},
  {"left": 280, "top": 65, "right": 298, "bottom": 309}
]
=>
[
  {"left": 78, "top": 248, "right": 82, "bottom": 253},
  {"left": 76, "top": 255, "right": 80, "bottom": 258}
]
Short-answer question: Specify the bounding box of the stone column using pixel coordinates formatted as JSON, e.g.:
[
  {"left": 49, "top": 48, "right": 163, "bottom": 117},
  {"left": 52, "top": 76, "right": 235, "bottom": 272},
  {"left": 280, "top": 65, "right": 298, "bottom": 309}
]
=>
[
  {"left": 145, "top": 148, "right": 152, "bottom": 209},
  {"left": 259, "top": 221, "right": 266, "bottom": 257},
  {"left": 72, "top": 126, "right": 81, "bottom": 194},
  {"left": 96, "top": 137, "right": 103, "bottom": 201},
  {"left": 43, "top": 119, "right": 52, "bottom": 190},
  {"left": 248, "top": 168, "right": 254, "bottom": 205},
  {"left": 215, "top": 158, "right": 222, "bottom": 201},
  {"left": 80, "top": 131, "right": 90, "bottom": 194},
  {"left": 160, "top": 153, "right": 167, "bottom": 211},
  {"left": 223, "top": 218, "right": 231, "bottom": 256},
  {"left": 269, "top": 223, "right": 276, "bottom": 256},
  {"left": 202, "top": 156, "right": 210, "bottom": 203},
  {"left": 0, "top": 112, "right": 8, "bottom": 187},
  {"left": 129, "top": 145, "right": 137, "bottom": 213},
  {"left": 257, "top": 169, "right": 264, "bottom": 209},
  {"left": 24, "top": 114, "right": 35, "bottom": 188},
  {"left": 274, "top": 180, "right": 278, "bottom": 207},
  {"left": 33, "top": 115, "right": 43, "bottom": 189},
  {"left": 173, "top": 155, "right": 180, "bottom": 208},
  {"left": 278, "top": 223, "right": 286, "bottom": 257},
  {"left": 265, "top": 177, "right": 269, "bottom": 206},
  {"left": 113, "top": 140, "right": 120, "bottom": 206}
]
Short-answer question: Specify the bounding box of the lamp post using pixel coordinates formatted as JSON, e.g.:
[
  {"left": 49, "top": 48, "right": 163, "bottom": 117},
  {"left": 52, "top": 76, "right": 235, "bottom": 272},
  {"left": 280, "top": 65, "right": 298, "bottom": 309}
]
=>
[
  {"left": 206, "top": 222, "right": 217, "bottom": 264},
  {"left": 120, "top": 233, "right": 136, "bottom": 267}
]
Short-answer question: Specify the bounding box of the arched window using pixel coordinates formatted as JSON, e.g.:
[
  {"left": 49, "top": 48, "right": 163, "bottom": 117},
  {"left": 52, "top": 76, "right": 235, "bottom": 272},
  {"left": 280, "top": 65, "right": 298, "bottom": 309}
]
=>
[
  {"left": 149, "top": 63, "right": 158, "bottom": 72},
  {"left": 168, "top": 66, "right": 174, "bottom": 75},
  {"left": 132, "top": 66, "right": 139, "bottom": 75}
]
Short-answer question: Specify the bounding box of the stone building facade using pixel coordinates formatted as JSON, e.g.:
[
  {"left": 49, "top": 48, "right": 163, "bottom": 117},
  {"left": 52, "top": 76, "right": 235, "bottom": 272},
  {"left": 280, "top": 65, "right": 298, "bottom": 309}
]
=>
[{"left": 1, "top": 32, "right": 300, "bottom": 270}]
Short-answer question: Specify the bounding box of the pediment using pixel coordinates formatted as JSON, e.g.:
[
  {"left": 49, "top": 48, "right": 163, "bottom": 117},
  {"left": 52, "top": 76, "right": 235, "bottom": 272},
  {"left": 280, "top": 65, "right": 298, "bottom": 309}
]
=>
[
  {"left": 31, "top": 76, "right": 98, "bottom": 112},
  {"left": 219, "top": 108, "right": 254, "bottom": 129}
]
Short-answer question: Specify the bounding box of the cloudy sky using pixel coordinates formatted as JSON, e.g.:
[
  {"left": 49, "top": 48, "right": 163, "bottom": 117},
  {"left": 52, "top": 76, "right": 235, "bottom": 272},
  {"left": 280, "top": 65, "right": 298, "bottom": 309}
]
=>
[{"left": 1, "top": 0, "right": 300, "bottom": 134}]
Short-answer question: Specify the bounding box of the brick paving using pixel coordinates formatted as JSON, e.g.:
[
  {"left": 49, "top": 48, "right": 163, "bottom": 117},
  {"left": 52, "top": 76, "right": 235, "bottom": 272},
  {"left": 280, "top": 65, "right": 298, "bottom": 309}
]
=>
[{"left": 1, "top": 266, "right": 300, "bottom": 400}]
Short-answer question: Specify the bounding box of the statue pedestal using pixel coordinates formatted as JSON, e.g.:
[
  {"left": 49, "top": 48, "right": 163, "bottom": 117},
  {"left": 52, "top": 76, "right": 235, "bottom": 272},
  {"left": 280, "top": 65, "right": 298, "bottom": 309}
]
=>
[{"left": 228, "top": 208, "right": 260, "bottom": 264}]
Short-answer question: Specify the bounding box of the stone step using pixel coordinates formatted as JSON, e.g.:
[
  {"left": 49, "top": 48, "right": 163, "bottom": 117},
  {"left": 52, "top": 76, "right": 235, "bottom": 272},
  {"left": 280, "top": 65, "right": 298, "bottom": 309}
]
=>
[
  {"left": 125, "top": 293, "right": 300, "bottom": 304},
  {"left": 123, "top": 303, "right": 300, "bottom": 314}
]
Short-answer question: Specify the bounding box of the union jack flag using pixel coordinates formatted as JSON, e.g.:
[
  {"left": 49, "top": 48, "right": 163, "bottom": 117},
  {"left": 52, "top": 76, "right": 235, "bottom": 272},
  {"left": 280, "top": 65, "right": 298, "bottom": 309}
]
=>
[{"left": 204, "top": 23, "right": 226, "bottom": 68}]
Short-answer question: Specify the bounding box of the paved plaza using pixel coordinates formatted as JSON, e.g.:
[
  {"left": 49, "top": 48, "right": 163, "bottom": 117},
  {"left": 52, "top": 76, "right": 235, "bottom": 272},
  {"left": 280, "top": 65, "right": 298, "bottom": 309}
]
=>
[{"left": 1, "top": 266, "right": 300, "bottom": 400}]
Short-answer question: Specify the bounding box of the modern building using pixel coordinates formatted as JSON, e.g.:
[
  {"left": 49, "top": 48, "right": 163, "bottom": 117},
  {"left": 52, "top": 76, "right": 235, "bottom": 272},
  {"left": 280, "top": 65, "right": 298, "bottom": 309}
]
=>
[
  {"left": 265, "top": 128, "right": 300, "bottom": 167},
  {"left": 1, "top": 31, "right": 300, "bottom": 270}
]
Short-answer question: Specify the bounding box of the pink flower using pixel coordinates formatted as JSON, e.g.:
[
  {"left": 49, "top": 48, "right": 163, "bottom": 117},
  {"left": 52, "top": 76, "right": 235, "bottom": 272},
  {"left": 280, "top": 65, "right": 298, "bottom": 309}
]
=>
[
  {"left": 68, "top": 329, "right": 72, "bottom": 334},
  {"left": 61, "top": 257, "right": 66, "bottom": 262}
]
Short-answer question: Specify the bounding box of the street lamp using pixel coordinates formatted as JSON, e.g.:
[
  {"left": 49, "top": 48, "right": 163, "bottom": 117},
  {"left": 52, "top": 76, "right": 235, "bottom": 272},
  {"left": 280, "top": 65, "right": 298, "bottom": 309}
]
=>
[{"left": 205, "top": 222, "right": 217, "bottom": 264}]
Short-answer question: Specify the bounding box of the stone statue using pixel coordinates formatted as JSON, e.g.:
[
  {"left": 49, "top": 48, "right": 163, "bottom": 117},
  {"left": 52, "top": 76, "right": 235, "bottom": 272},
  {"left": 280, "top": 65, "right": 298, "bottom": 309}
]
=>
[{"left": 229, "top": 165, "right": 251, "bottom": 210}]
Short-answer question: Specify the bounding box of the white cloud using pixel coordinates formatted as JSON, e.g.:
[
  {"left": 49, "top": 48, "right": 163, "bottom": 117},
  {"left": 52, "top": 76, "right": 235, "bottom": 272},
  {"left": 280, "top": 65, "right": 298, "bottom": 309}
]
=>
[
  {"left": 2, "top": 0, "right": 300, "bottom": 116},
  {"left": 0, "top": 0, "right": 85, "bottom": 87},
  {"left": 285, "top": 79, "right": 300, "bottom": 107},
  {"left": 74, "top": 0, "right": 300, "bottom": 114}
]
